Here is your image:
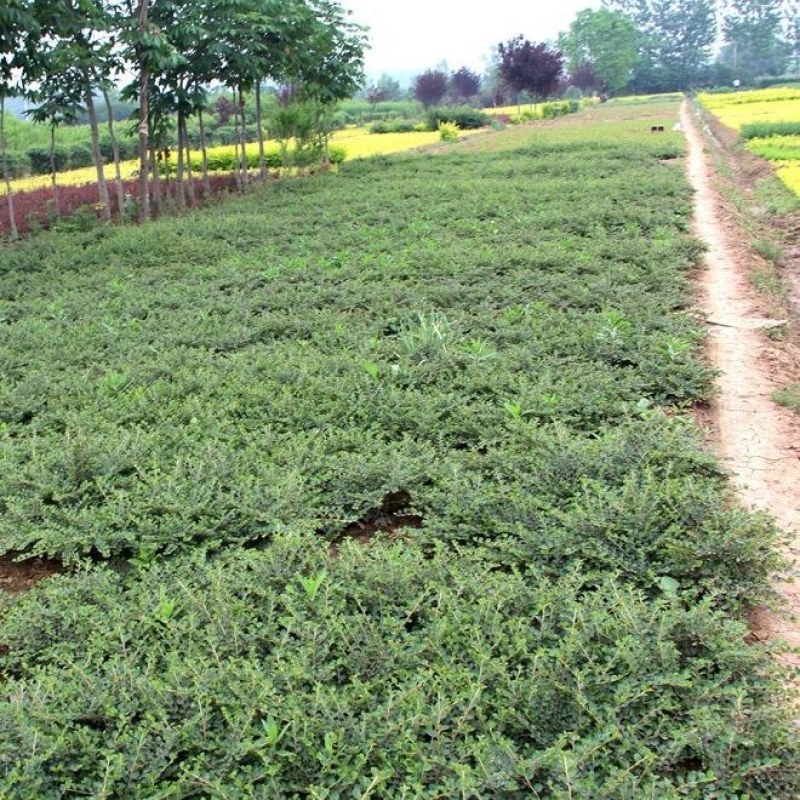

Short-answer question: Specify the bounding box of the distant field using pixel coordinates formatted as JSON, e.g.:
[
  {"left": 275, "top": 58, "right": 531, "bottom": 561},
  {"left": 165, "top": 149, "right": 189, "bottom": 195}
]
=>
[
  {"left": 699, "top": 87, "right": 800, "bottom": 130},
  {"left": 700, "top": 87, "right": 800, "bottom": 195}
]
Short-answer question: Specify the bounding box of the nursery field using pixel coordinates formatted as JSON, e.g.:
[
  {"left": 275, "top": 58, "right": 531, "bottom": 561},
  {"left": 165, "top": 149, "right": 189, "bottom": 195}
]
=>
[
  {"left": 0, "top": 99, "right": 797, "bottom": 797},
  {"left": 1, "top": 126, "right": 474, "bottom": 196},
  {"left": 699, "top": 88, "right": 800, "bottom": 195}
]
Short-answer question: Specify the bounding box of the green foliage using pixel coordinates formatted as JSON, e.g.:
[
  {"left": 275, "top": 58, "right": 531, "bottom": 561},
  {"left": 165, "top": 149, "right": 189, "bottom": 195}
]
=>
[
  {"left": 541, "top": 101, "right": 572, "bottom": 119},
  {"left": 426, "top": 106, "right": 489, "bottom": 130},
  {"left": 741, "top": 120, "right": 800, "bottom": 139},
  {"left": 369, "top": 118, "right": 417, "bottom": 134},
  {"left": 772, "top": 383, "right": 800, "bottom": 412},
  {"left": 438, "top": 121, "right": 459, "bottom": 142},
  {"left": 0, "top": 103, "right": 796, "bottom": 796},
  {"left": 25, "top": 145, "right": 68, "bottom": 174},
  {"left": 67, "top": 142, "right": 93, "bottom": 169},
  {"left": 337, "top": 99, "right": 421, "bottom": 125},
  {"left": 327, "top": 143, "right": 347, "bottom": 164},
  {"left": 0, "top": 538, "right": 796, "bottom": 797},
  {"left": 558, "top": 8, "right": 639, "bottom": 94}
]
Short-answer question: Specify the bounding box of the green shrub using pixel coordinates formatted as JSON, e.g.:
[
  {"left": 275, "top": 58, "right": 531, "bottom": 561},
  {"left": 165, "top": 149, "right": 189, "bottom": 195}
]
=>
[
  {"left": 438, "top": 121, "right": 459, "bottom": 142},
  {"left": 26, "top": 145, "right": 69, "bottom": 175},
  {"left": 327, "top": 143, "right": 347, "bottom": 164},
  {"left": 369, "top": 119, "right": 418, "bottom": 134},
  {"left": 427, "top": 106, "right": 489, "bottom": 130},
  {"left": 68, "top": 143, "right": 94, "bottom": 169},
  {"left": 542, "top": 102, "right": 572, "bottom": 120},
  {"left": 741, "top": 120, "right": 800, "bottom": 140},
  {"left": 0, "top": 103, "right": 796, "bottom": 796},
  {"left": 0, "top": 538, "right": 796, "bottom": 798}
]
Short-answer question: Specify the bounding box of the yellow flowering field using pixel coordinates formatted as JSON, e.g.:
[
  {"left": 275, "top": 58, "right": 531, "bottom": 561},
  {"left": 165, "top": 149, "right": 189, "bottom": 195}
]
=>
[
  {"left": 698, "top": 88, "right": 800, "bottom": 130},
  {"left": 486, "top": 103, "right": 544, "bottom": 117},
  {"left": 699, "top": 87, "right": 800, "bottom": 196},
  {"left": 2, "top": 127, "right": 477, "bottom": 196}
]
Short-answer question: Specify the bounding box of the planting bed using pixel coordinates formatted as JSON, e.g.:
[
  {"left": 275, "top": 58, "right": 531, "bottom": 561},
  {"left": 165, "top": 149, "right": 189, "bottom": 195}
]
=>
[{"left": 0, "top": 100, "right": 796, "bottom": 797}]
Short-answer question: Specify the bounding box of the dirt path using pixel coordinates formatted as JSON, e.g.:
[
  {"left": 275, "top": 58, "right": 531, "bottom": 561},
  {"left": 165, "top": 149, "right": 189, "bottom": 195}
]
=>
[{"left": 681, "top": 100, "right": 800, "bottom": 670}]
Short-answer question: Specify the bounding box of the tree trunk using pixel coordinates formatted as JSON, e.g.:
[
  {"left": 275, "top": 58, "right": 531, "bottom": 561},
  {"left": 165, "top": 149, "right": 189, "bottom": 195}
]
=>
[
  {"left": 103, "top": 87, "right": 125, "bottom": 216},
  {"left": 232, "top": 88, "right": 242, "bottom": 193},
  {"left": 175, "top": 108, "right": 186, "bottom": 210},
  {"left": 255, "top": 80, "right": 266, "bottom": 180},
  {"left": 49, "top": 126, "right": 60, "bottom": 217},
  {"left": 137, "top": 0, "right": 151, "bottom": 222},
  {"left": 149, "top": 142, "right": 161, "bottom": 214},
  {"left": 1, "top": 95, "right": 18, "bottom": 240},
  {"left": 85, "top": 86, "right": 111, "bottom": 221},
  {"left": 239, "top": 87, "right": 249, "bottom": 189},
  {"left": 183, "top": 115, "right": 196, "bottom": 206},
  {"left": 198, "top": 108, "right": 211, "bottom": 196}
]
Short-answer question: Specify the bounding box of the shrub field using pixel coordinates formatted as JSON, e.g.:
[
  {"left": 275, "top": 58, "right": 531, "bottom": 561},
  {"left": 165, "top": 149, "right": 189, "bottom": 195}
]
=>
[
  {"left": 699, "top": 87, "right": 800, "bottom": 196},
  {"left": 0, "top": 100, "right": 797, "bottom": 797}
]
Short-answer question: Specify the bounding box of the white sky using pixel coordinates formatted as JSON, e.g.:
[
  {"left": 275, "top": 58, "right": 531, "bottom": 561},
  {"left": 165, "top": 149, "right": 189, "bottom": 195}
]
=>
[{"left": 343, "top": 0, "right": 603, "bottom": 78}]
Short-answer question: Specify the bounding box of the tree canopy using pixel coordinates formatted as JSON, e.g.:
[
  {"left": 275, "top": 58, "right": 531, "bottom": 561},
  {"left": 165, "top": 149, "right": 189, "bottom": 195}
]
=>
[
  {"left": 559, "top": 8, "right": 638, "bottom": 94},
  {"left": 496, "top": 36, "right": 564, "bottom": 101}
]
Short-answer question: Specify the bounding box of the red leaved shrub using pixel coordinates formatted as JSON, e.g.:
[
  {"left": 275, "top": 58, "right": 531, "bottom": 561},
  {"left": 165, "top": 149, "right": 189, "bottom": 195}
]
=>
[{"left": 1, "top": 172, "right": 242, "bottom": 237}]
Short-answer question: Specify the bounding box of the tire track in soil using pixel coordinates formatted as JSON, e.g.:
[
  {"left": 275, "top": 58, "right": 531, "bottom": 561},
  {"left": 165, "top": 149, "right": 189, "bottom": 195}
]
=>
[{"left": 681, "top": 99, "right": 800, "bottom": 674}]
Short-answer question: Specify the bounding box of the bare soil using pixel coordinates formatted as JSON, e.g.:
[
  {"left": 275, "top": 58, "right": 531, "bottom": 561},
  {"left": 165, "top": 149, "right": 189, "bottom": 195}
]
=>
[
  {"left": 0, "top": 554, "right": 62, "bottom": 594},
  {"left": 682, "top": 100, "right": 800, "bottom": 671}
]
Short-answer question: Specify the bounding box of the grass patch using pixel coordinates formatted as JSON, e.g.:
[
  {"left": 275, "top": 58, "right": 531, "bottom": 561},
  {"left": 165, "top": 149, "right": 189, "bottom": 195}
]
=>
[{"left": 772, "top": 383, "right": 800, "bottom": 411}]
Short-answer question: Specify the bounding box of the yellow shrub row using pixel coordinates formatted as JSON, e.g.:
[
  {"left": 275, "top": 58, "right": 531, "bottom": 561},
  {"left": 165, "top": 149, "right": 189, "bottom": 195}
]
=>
[{"left": 3, "top": 127, "right": 475, "bottom": 195}]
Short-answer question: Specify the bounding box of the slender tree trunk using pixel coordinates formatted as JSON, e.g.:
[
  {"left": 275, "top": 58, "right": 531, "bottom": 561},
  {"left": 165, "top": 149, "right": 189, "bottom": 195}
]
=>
[
  {"left": 255, "top": 80, "right": 266, "bottom": 180},
  {"left": 137, "top": 0, "right": 151, "bottom": 222},
  {"left": 85, "top": 86, "right": 111, "bottom": 221},
  {"left": 239, "top": 87, "right": 249, "bottom": 189},
  {"left": 49, "top": 126, "right": 60, "bottom": 216},
  {"left": 1, "top": 95, "right": 18, "bottom": 240},
  {"left": 198, "top": 108, "right": 211, "bottom": 196},
  {"left": 175, "top": 108, "right": 186, "bottom": 210},
  {"left": 103, "top": 88, "right": 125, "bottom": 216},
  {"left": 149, "top": 142, "right": 161, "bottom": 214},
  {"left": 183, "top": 115, "right": 196, "bottom": 206},
  {"left": 232, "top": 88, "right": 242, "bottom": 193}
]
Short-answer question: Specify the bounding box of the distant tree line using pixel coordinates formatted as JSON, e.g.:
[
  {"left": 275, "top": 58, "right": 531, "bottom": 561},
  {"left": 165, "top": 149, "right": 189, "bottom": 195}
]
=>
[{"left": 381, "top": 1, "right": 800, "bottom": 112}]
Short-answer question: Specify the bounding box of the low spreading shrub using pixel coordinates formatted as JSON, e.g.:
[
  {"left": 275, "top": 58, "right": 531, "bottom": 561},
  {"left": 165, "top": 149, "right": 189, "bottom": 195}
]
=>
[
  {"left": 26, "top": 145, "right": 69, "bottom": 175},
  {"left": 0, "top": 101, "right": 797, "bottom": 796},
  {"left": 369, "top": 119, "right": 417, "bottom": 134},
  {"left": 542, "top": 101, "right": 572, "bottom": 120},
  {"left": 427, "top": 106, "right": 490, "bottom": 130},
  {"left": 0, "top": 537, "right": 795, "bottom": 797},
  {"left": 741, "top": 120, "right": 800, "bottom": 140}
]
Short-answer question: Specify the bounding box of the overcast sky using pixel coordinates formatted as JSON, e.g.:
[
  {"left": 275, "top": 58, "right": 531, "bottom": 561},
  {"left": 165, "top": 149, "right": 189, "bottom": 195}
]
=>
[{"left": 342, "top": 1, "right": 603, "bottom": 79}]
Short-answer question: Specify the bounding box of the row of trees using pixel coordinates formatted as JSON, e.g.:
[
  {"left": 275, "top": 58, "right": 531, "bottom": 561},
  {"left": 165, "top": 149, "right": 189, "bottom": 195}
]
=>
[
  {"left": 0, "top": 0, "right": 366, "bottom": 237},
  {"left": 390, "top": 1, "right": 799, "bottom": 111},
  {"left": 562, "top": 0, "right": 799, "bottom": 95}
]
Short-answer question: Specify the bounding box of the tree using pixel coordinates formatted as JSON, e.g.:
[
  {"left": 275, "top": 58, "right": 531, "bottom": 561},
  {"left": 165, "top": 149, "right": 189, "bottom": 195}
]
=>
[
  {"left": 413, "top": 69, "right": 447, "bottom": 107},
  {"left": 604, "top": 0, "right": 717, "bottom": 91},
  {"left": 720, "top": 0, "right": 789, "bottom": 79},
  {"left": 496, "top": 36, "right": 563, "bottom": 102},
  {"left": 0, "top": 0, "right": 39, "bottom": 239},
  {"left": 559, "top": 9, "right": 638, "bottom": 94},
  {"left": 368, "top": 73, "right": 401, "bottom": 103},
  {"left": 449, "top": 67, "right": 480, "bottom": 101},
  {"left": 570, "top": 62, "right": 602, "bottom": 93}
]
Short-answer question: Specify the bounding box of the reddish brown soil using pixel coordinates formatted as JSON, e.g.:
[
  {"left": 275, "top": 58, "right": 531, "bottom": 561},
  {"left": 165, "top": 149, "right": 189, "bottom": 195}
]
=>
[
  {"left": 0, "top": 554, "right": 62, "bottom": 593},
  {"left": 682, "top": 100, "right": 800, "bottom": 673}
]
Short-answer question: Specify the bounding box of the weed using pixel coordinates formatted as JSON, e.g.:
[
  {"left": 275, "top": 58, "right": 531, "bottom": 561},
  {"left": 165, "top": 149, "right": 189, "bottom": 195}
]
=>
[{"left": 772, "top": 383, "right": 800, "bottom": 412}]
